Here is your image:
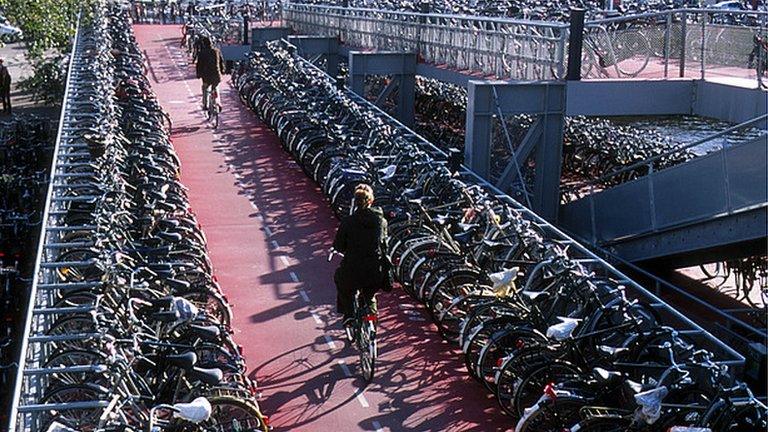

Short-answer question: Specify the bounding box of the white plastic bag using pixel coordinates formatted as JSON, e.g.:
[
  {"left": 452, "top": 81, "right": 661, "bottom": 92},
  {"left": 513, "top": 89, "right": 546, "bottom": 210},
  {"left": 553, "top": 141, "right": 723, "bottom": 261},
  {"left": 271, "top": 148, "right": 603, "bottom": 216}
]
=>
[
  {"left": 173, "top": 397, "right": 212, "bottom": 423},
  {"left": 634, "top": 386, "right": 669, "bottom": 424},
  {"left": 546, "top": 317, "right": 581, "bottom": 341},
  {"left": 172, "top": 297, "right": 200, "bottom": 323},
  {"left": 489, "top": 267, "right": 518, "bottom": 297}
]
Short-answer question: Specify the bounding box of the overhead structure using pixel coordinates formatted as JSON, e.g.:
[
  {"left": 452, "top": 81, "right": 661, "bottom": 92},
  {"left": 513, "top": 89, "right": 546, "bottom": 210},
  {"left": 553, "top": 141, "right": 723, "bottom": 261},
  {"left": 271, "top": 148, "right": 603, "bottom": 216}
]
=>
[
  {"left": 464, "top": 80, "right": 566, "bottom": 222},
  {"left": 348, "top": 51, "right": 417, "bottom": 127}
]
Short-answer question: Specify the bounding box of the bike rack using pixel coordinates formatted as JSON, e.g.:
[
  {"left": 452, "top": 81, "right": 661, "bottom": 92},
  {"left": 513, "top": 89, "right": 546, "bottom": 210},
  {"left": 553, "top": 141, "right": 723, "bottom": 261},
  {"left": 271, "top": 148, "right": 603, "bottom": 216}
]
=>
[
  {"left": 6, "top": 16, "right": 117, "bottom": 432},
  {"left": 281, "top": 40, "right": 746, "bottom": 373}
]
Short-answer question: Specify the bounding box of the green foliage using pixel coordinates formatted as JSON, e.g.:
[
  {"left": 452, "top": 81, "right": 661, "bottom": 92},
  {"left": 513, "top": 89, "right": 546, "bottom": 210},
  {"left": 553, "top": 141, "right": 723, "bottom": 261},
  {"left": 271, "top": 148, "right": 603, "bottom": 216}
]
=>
[
  {"left": 17, "top": 54, "right": 67, "bottom": 105},
  {"left": 0, "top": 0, "right": 94, "bottom": 106},
  {"left": 0, "top": 0, "right": 83, "bottom": 59}
]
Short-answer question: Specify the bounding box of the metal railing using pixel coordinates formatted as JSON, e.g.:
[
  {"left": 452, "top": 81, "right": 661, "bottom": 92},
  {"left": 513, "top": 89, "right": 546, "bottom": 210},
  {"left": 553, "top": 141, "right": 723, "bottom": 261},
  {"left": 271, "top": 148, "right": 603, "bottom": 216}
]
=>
[
  {"left": 279, "top": 38, "right": 746, "bottom": 372},
  {"left": 283, "top": 2, "right": 570, "bottom": 80},
  {"left": 283, "top": 3, "right": 768, "bottom": 87},
  {"left": 583, "top": 8, "right": 768, "bottom": 87},
  {"left": 8, "top": 16, "right": 86, "bottom": 432},
  {"left": 560, "top": 114, "right": 767, "bottom": 246}
]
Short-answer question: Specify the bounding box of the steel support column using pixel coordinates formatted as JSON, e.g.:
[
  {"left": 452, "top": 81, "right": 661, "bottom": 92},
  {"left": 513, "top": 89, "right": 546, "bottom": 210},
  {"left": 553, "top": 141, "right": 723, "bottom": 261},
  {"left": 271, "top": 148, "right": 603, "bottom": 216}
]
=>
[
  {"left": 348, "top": 51, "right": 416, "bottom": 127},
  {"left": 464, "top": 80, "right": 566, "bottom": 221},
  {"left": 287, "top": 35, "right": 340, "bottom": 77}
]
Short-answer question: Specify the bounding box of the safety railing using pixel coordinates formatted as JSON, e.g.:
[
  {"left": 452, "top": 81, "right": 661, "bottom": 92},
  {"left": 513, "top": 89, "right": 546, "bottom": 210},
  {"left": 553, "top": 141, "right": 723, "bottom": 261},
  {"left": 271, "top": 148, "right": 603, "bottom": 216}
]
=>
[
  {"left": 281, "top": 38, "right": 747, "bottom": 373},
  {"left": 283, "top": 2, "right": 570, "bottom": 80},
  {"left": 583, "top": 8, "right": 768, "bottom": 87},
  {"left": 8, "top": 16, "right": 84, "bottom": 432},
  {"left": 559, "top": 113, "right": 767, "bottom": 245}
]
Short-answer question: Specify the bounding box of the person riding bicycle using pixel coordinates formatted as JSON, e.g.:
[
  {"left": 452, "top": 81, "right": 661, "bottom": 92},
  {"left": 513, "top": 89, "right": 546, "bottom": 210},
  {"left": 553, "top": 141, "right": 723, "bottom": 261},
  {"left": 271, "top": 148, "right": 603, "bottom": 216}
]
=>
[
  {"left": 195, "top": 36, "right": 225, "bottom": 112},
  {"left": 333, "top": 184, "right": 392, "bottom": 327}
]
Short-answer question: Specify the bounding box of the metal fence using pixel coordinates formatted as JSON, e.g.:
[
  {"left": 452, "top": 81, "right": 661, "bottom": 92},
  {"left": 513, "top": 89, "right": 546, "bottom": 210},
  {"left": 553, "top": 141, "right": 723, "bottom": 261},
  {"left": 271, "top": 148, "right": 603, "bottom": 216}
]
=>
[
  {"left": 284, "top": 3, "right": 768, "bottom": 87},
  {"left": 583, "top": 9, "right": 768, "bottom": 87},
  {"left": 283, "top": 3, "right": 569, "bottom": 80}
]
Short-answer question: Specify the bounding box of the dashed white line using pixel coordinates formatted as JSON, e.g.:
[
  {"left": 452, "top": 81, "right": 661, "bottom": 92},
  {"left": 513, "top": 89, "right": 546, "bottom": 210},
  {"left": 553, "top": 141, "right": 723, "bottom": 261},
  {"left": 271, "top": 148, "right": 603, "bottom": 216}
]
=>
[
  {"left": 310, "top": 311, "right": 323, "bottom": 324},
  {"left": 323, "top": 335, "right": 337, "bottom": 350},
  {"left": 356, "top": 391, "right": 370, "bottom": 408},
  {"left": 279, "top": 255, "right": 290, "bottom": 266},
  {"left": 372, "top": 421, "right": 384, "bottom": 432},
  {"left": 289, "top": 271, "right": 299, "bottom": 282},
  {"left": 298, "top": 290, "right": 311, "bottom": 303}
]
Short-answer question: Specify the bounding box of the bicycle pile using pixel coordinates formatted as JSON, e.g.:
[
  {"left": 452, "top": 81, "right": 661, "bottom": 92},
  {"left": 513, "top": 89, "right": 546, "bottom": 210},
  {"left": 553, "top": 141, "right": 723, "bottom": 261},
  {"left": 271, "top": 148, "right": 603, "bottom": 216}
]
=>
[
  {"left": 33, "top": 5, "right": 268, "bottom": 432},
  {"left": 0, "top": 117, "right": 54, "bottom": 422},
  {"left": 233, "top": 41, "right": 766, "bottom": 431},
  {"left": 368, "top": 75, "right": 694, "bottom": 198},
  {"left": 292, "top": 0, "right": 691, "bottom": 22}
]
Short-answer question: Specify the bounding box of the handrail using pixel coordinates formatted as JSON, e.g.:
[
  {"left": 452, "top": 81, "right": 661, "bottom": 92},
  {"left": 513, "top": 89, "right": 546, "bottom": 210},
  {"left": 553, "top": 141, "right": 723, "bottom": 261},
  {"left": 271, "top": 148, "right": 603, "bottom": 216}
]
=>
[
  {"left": 284, "top": 2, "right": 570, "bottom": 29},
  {"left": 276, "top": 39, "right": 746, "bottom": 367},
  {"left": 587, "top": 7, "right": 768, "bottom": 25},
  {"left": 583, "top": 113, "right": 768, "bottom": 188},
  {"left": 6, "top": 13, "right": 81, "bottom": 432}
]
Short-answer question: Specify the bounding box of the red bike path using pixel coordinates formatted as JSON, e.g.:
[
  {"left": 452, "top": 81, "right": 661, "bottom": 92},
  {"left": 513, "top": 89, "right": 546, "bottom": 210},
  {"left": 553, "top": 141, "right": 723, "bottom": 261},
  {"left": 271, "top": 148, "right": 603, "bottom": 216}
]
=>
[{"left": 133, "top": 24, "right": 511, "bottom": 432}]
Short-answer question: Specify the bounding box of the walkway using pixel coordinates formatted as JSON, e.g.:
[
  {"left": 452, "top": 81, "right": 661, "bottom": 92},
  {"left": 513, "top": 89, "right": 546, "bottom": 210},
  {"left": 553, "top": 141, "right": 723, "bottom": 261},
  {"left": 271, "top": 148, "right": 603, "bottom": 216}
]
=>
[{"left": 133, "top": 24, "right": 510, "bottom": 432}]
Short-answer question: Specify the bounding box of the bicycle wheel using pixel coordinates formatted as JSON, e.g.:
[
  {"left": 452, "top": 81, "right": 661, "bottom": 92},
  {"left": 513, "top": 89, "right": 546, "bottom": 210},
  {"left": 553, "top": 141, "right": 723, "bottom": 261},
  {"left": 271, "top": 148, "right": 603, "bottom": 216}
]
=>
[
  {"left": 358, "top": 320, "right": 377, "bottom": 382},
  {"left": 204, "top": 395, "right": 269, "bottom": 432}
]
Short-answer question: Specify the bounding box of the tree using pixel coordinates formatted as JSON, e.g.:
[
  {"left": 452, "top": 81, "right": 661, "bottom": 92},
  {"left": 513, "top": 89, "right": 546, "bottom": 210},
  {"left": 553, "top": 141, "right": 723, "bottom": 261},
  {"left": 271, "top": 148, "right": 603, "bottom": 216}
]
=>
[{"left": 0, "top": 0, "right": 92, "bottom": 104}]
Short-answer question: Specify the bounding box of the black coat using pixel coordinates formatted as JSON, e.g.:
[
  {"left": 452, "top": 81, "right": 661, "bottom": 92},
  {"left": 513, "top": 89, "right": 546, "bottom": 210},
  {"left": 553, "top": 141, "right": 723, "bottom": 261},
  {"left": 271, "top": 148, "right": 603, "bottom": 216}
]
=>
[
  {"left": 196, "top": 47, "right": 225, "bottom": 85},
  {"left": 333, "top": 207, "right": 388, "bottom": 289}
]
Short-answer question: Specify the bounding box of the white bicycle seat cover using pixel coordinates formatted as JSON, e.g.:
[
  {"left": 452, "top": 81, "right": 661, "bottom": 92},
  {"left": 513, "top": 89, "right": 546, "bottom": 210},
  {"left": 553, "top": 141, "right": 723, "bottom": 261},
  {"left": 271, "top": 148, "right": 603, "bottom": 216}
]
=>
[{"left": 173, "top": 397, "right": 212, "bottom": 423}]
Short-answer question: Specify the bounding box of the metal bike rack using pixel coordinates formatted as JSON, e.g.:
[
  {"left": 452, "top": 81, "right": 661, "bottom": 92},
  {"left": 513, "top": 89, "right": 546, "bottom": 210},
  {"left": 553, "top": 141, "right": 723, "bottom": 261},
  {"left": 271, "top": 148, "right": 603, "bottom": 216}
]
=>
[
  {"left": 282, "top": 40, "right": 747, "bottom": 374},
  {"left": 7, "top": 18, "right": 111, "bottom": 432}
]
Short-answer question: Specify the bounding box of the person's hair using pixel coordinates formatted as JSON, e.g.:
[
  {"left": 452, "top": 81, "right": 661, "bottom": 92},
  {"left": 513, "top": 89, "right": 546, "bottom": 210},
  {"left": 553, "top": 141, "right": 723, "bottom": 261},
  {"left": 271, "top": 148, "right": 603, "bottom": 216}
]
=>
[
  {"left": 353, "top": 184, "right": 374, "bottom": 209},
  {"left": 200, "top": 36, "right": 212, "bottom": 50}
]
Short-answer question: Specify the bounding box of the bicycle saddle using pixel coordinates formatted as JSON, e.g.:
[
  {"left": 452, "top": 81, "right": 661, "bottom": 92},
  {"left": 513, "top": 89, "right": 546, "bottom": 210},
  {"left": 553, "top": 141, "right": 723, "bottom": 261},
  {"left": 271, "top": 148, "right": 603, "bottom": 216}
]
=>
[
  {"left": 187, "top": 367, "right": 223, "bottom": 386},
  {"left": 592, "top": 367, "right": 624, "bottom": 384},
  {"left": 188, "top": 324, "right": 221, "bottom": 342},
  {"left": 172, "top": 397, "right": 212, "bottom": 423},
  {"left": 164, "top": 351, "right": 198, "bottom": 370}
]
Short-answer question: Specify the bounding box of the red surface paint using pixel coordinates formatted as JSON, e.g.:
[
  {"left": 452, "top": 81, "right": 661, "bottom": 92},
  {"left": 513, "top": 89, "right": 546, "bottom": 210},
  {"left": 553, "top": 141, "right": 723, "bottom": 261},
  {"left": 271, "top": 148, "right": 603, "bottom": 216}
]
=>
[{"left": 134, "top": 24, "right": 511, "bottom": 431}]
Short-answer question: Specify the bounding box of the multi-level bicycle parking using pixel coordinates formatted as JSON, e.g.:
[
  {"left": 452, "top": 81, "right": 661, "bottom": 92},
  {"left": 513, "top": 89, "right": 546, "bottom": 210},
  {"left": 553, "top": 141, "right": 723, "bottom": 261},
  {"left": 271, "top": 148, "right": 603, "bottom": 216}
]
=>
[{"left": 4, "top": 0, "right": 767, "bottom": 431}]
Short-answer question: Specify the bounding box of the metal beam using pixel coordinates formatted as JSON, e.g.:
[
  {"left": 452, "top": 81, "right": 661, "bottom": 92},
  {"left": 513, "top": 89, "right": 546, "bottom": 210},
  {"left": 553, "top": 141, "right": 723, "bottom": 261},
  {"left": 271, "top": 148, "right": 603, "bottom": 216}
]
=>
[
  {"left": 464, "top": 80, "right": 566, "bottom": 221},
  {"left": 494, "top": 118, "right": 542, "bottom": 191},
  {"left": 287, "top": 35, "right": 340, "bottom": 77},
  {"left": 607, "top": 206, "right": 768, "bottom": 263},
  {"left": 348, "top": 51, "right": 416, "bottom": 127}
]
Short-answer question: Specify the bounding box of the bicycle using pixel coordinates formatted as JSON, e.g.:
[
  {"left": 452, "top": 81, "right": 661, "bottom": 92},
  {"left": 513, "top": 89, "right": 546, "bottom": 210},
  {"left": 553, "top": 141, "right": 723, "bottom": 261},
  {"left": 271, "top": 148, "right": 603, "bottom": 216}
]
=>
[
  {"left": 205, "top": 86, "right": 221, "bottom": 129},
  {"left": 328, "top": 248, "right": 378, "bottom": 382}
]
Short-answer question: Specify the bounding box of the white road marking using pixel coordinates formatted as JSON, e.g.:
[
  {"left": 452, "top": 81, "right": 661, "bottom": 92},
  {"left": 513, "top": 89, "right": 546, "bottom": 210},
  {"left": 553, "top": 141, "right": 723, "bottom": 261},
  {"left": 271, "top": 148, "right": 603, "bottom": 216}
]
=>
[
  {"left": 311, "top": 311, "right": 323, "bottom": 324},
  {"left": 289, "top": 272, "right": 299, "bottom": 282},
  {"left": 372, "top": 421, "right": 384, "bottom": 432},
  {"left": 167, "top": 100, "right": 186, "bottom": 104},
  {"left": 356, "top": 392, "right": 370, "bottom": 408},
  {"left": 299, "top": 290, "right": 311, "bottom": 303},
  {"left": 337, "top": 360, "right": 352, "bottom": 377},
  {"left": 279, "top": 255, "right": 290, "bottom": 266},
  {"left": 323, "top": 335, "right": 336, "bottom": 350}
]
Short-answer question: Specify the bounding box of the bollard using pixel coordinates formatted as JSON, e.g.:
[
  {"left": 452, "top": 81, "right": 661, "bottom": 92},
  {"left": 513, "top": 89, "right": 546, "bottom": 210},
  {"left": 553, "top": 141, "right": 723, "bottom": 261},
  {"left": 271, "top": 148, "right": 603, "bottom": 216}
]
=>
[{"left": 566, "top": 8, "right": 586, "bottom": 81}]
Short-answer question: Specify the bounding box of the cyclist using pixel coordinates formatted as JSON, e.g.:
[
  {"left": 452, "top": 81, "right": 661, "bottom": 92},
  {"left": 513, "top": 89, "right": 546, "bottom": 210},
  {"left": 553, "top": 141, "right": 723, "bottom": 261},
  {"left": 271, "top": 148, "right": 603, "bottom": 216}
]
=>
[
  {"left": 332, "top": 184, "right": 392, "bottom": 328},
  {"left": 195, "top": 36, "right": 225, "bottom": 113}
]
